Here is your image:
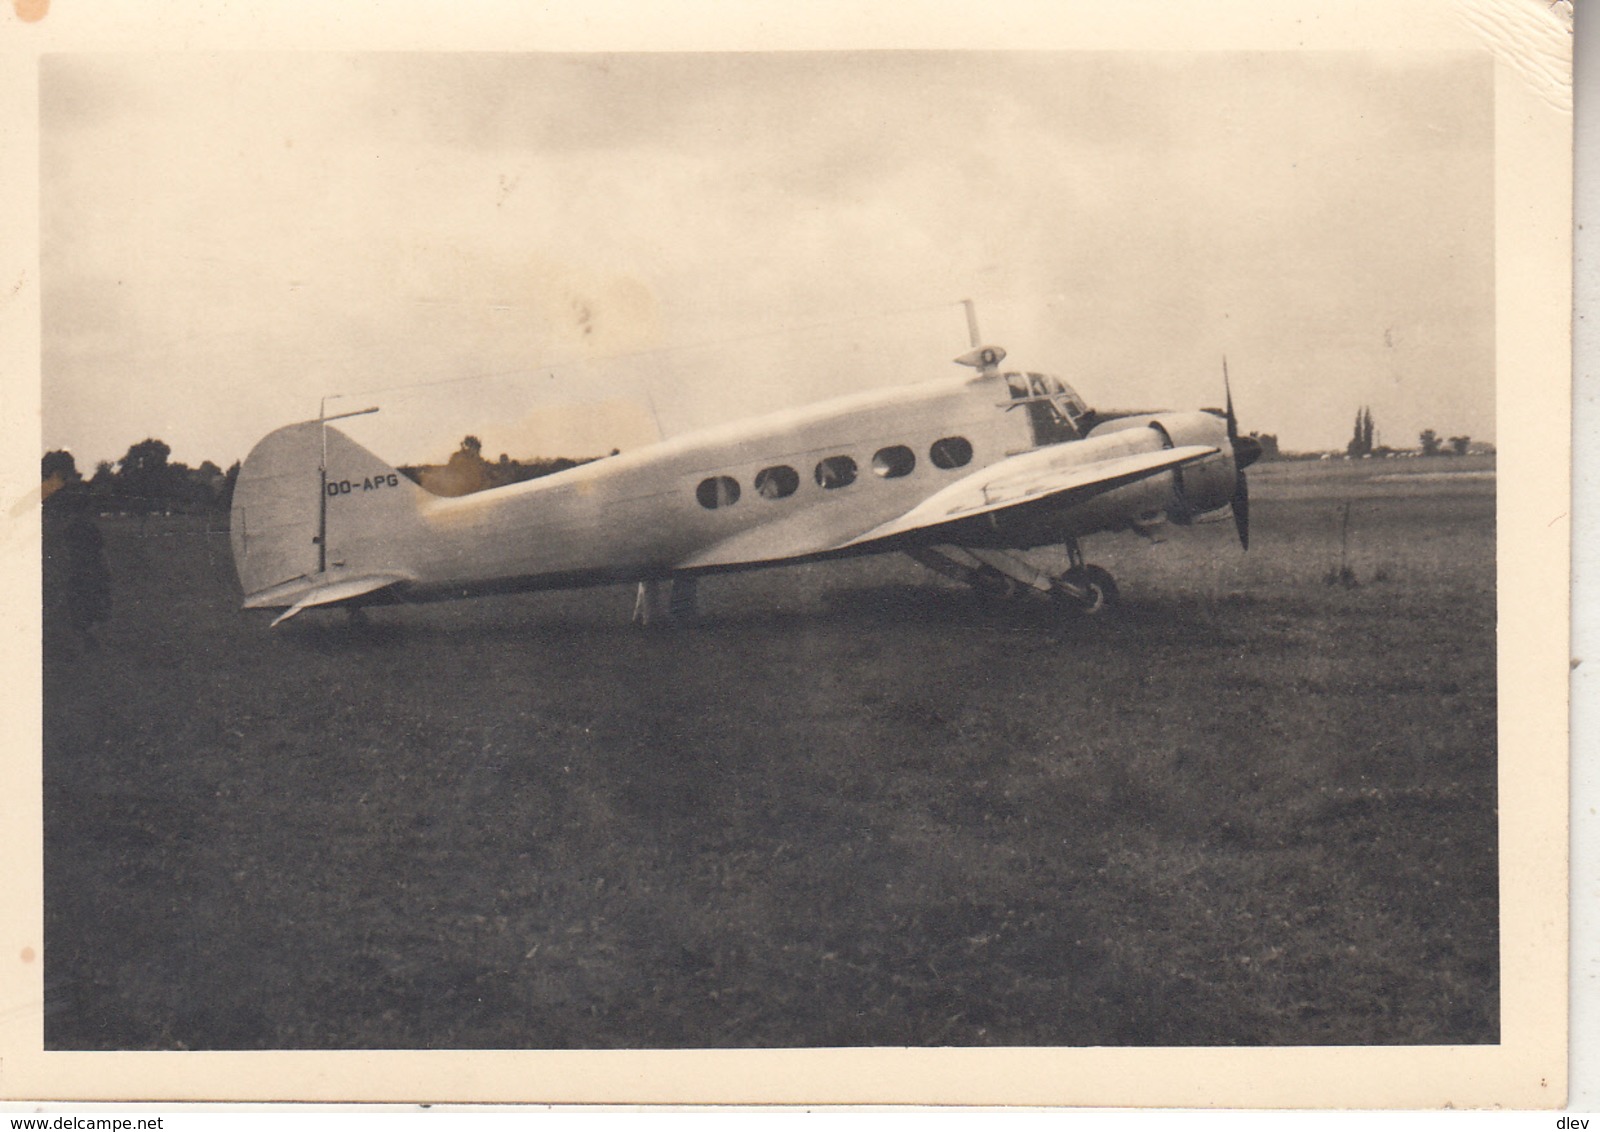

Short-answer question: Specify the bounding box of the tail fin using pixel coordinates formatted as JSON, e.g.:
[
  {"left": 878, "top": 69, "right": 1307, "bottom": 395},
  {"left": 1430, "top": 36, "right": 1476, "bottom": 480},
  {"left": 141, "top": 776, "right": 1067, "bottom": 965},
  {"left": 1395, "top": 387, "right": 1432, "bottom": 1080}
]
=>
[{"left": 230, "top": 421, "right": 428, "bottom": 613}]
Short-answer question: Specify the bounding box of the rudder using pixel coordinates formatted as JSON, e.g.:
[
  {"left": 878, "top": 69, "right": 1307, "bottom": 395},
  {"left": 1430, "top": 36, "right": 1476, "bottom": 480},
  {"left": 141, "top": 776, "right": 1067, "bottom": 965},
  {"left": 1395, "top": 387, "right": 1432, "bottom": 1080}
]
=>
[{"left": 231, "top": 421, "right": 428, "bottom": 604}]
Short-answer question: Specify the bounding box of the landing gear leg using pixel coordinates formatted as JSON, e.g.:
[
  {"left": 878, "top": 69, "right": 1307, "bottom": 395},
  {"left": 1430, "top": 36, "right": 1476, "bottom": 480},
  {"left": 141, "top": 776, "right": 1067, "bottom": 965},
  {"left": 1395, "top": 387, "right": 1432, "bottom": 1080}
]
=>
[
  {"left": 633, "top": 580, "right": 668, "bottom": 626},
  {"left": 908, "top": 545, "right": 1054, "bottom": 601},
  {"left": 633, "top": 577, "right": 699, "bottom": 627}
]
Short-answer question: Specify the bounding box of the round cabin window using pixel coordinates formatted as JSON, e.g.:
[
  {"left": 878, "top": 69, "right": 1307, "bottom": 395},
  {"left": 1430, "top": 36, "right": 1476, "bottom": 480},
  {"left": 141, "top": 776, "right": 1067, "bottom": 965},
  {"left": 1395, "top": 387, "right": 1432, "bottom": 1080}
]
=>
[
  {"left": 872, "top": 445, "right": 916, "bottom": 478},
  {"left": 814, "top": 455, "right": 858, "bottom": 490},
  {"left": 929, "top": 436, "right": 974, "bottom": 470},
  {"left": 695, "top": 475, "right": 741, "bottom": 509},
  {"left": 754, "top": 465, "right": 799, "bottom": 500}
]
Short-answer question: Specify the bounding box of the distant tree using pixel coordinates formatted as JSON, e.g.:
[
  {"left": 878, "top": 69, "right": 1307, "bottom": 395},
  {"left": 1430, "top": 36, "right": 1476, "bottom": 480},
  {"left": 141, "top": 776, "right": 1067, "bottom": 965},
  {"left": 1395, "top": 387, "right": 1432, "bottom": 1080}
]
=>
[
  {"left": 1347, "top": 406, "right": 1375, "bottom": 458},
  {"left": 166, "top": 460, "right": 231, "bottom": 508},
  {"left": 219, "top": 461, "right": 241, "bottom": 511},
  {"left": 115, "top": 438, "right": 173, "bottom": 510},
  {"left": 1248, "top": 431, "right": 1280, "bottom": 461},
  {"left": 41, "top": 450, "right": 81, "bottom": 485},
  {"left": 1449, "top": 435, "right": 1470, "bottom": 456},
  {"left": 401, "top": 439, "right": 604, "bottom": 496},
  {"left": 417, "top": 435, "right": 495, "bottom": 496},
  {"left": 117, "top": 437, "right": 170, "bottom": 478},
  {"left": 105, "top": 439, "right": 232, "bottom": 511},
  {"left": 1419, "top": 429, "right": 1442, "bottom": 457},
  {"left": 183, "top": 461, "right": 221, "bottom": 509},
  {"left": 85, "top": 461, "right": 113, "bottom": 503},
  {"left": 151, "top": 459, "right": 236, "bottom": 511}
]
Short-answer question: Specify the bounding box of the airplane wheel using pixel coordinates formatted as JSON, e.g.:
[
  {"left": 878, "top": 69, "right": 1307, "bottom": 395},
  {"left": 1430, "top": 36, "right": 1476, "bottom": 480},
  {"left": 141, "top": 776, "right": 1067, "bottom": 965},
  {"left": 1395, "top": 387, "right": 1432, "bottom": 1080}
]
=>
[{"left": 1058, "top": 565, "right": 1118, "bottom": 614}]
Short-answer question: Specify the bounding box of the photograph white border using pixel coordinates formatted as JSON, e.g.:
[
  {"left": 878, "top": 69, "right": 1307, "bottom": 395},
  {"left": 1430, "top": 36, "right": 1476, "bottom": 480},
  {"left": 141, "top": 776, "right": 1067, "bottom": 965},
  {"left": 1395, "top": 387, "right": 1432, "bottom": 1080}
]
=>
[{"left": 0, "top": 0, "right": 1571, "bottom": 1109}]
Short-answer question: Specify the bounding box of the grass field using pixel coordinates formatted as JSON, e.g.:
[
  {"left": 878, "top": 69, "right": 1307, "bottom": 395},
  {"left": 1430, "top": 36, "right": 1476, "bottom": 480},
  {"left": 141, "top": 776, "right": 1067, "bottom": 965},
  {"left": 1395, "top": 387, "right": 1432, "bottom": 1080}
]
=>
[{"left": 42, "top": 456, "right": 1497, "bottom": 1049}]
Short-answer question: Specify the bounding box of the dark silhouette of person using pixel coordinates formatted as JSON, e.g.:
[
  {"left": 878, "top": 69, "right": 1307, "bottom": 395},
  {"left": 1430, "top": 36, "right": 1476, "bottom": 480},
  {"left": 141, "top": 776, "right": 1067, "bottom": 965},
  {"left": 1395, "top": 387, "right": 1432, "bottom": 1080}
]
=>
[{"left": 42, "top": 481, "right": 111, "bottom": 650}]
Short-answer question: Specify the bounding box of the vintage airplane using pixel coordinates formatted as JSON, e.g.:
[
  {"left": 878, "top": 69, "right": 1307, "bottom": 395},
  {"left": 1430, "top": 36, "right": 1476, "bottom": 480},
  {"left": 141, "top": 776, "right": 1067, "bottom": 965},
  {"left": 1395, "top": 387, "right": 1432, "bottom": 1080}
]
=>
[{"left": 230, "top": 304, "right": 1262, "bottom": 626}]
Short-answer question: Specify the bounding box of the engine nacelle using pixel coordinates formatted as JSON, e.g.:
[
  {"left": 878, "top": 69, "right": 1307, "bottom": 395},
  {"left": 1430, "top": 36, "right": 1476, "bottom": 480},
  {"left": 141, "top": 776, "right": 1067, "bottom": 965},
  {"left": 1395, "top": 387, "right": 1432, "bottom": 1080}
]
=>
[{"left": 1086, "top": 411, "right": 1235, "bottom": 523}]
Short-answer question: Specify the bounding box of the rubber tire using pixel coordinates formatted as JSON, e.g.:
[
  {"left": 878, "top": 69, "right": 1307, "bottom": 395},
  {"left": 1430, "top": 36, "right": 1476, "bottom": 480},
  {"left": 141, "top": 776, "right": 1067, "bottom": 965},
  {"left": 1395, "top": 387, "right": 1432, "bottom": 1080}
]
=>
[{"left": 1059, "top": 565, "right": 1119, "bottom": 615}]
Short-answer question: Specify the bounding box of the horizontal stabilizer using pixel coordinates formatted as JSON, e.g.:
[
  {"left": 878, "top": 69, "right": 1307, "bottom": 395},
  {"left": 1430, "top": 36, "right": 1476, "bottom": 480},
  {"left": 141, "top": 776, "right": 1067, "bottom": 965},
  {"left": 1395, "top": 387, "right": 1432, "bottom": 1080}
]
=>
[
  {"left": 844, "top": 443, "right": 1219, "bottom": 549},
  {"left": 241, "top": 572, "right": 411, "bottom": 626}
]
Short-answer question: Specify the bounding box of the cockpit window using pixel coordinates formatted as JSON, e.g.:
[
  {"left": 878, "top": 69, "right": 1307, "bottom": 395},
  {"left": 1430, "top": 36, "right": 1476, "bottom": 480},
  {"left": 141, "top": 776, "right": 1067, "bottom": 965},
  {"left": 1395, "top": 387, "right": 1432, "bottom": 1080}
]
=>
[
  {"left": 871, "top": 445, "right": 916, "bottom": 478},
  {"left": 814, "top": 455, "right": 858, "bottom": 489},
  {"left": 695, "top": 475, "right": 741, "bottom": 509},
  {"left": 755, "top": 465, "right": 799, "bottom": 500},
  {"left": 1004, "top": 371, "right": 1087, "bottom": 446},
  {"left": 929, "top": 437, "right": 973, "bottom": 470}
]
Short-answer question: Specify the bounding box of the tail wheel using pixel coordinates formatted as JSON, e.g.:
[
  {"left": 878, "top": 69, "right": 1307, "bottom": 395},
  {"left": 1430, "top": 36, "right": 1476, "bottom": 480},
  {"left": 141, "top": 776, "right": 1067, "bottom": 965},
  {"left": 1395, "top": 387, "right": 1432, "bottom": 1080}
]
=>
[{"left": 1057, "top": 565, "right": 1119, "bottom": 614}]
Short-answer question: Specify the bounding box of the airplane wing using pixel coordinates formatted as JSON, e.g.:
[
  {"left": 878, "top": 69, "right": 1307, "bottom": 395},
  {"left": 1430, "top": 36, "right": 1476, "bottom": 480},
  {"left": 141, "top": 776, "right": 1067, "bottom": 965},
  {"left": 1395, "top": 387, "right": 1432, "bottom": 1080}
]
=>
[
  {"left": 673, "top": 442, "right": 1219, "bottom": 572},
  {"left": 242, "top": 571, "right": 413, "bottom": 626},
  {"left": 840, "top": 443, "right": 1219, "bottom": 550}
]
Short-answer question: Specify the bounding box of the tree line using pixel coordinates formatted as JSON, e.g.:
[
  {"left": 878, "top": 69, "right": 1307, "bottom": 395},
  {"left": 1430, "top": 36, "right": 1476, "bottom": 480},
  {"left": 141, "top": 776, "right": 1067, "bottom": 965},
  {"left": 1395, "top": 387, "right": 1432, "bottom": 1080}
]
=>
[
  {"left": 40, "top": 434, "right": 605, "bottom": 647},
  {"left": 1346, "top": 408, "right": 1472, "bottom": 458},
  {"left": 397, "top": 435, "right": 605, "bottom": 498},
  {"left": 43, "top": 440, "right": 238, "bottom": 514},
  {"left": 41, "top": 435, "right": 607, "bottom": 514}
]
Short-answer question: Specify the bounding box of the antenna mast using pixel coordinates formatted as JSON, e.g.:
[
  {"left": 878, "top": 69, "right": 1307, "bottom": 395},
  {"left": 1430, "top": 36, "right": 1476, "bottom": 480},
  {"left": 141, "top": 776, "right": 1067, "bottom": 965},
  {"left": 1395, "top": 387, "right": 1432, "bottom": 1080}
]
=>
[
  {"left": 962, "top": 298, "right": 982, "bottom": 349},
  {"left": 316, "top": 399, "right": 380, "bottom": 575}
]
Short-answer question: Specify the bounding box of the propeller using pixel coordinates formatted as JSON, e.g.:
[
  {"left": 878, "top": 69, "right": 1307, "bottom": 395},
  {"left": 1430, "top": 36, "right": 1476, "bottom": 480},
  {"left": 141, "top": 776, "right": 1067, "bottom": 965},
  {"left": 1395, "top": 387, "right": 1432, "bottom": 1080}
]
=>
[{"left": 1222, "top": 358, "right": 1262, "bottom": 550}]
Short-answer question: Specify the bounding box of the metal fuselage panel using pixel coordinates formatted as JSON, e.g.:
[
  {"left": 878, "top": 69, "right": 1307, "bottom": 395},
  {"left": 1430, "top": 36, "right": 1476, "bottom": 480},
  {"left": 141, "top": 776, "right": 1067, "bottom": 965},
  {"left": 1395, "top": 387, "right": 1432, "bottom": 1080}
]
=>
[
  {"left": 348, "top": 375, "right": 1027, "bottom": 588},
  {"left": 311, "top": 374, "right": 1221, "bottom": 597}
]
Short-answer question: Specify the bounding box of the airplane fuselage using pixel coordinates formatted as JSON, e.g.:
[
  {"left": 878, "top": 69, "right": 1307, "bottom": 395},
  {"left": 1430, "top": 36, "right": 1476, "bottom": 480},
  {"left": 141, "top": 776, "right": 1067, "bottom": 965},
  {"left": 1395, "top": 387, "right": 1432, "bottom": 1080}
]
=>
[
  {"left": 231, "top": 364, "right": 1242, "bottom": 616},
  {"left": 408, "top": 374, "right": 1031, "bottom": 590}
]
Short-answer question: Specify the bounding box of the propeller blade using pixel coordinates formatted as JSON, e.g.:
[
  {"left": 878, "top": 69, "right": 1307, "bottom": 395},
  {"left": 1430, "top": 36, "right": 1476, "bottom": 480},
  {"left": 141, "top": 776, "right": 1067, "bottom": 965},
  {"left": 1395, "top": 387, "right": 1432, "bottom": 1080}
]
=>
[
  {"left": 1221, "top": 359, "right": 1255, "bottom": 550},
  {"left": 1223, "top": 357, "right": 1238, "bottom": 443},
  {"left": 1232, "top": 473, "right": 1250, "bottom": 551}
]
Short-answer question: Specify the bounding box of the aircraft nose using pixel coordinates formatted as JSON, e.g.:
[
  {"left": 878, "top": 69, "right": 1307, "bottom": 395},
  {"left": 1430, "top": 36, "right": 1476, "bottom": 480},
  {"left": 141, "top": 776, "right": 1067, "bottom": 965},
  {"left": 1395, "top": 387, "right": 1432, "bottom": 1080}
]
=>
[{"left": 1234, "top": 434, "right": 1263, "bottom": 470}]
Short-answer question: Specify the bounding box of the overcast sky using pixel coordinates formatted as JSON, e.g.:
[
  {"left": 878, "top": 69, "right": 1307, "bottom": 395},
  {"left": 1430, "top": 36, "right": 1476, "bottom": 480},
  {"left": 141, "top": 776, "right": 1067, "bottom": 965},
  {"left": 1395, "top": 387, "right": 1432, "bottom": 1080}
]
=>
[{"left": 41, "top": 51, "right": 1493, "bottom": 468}]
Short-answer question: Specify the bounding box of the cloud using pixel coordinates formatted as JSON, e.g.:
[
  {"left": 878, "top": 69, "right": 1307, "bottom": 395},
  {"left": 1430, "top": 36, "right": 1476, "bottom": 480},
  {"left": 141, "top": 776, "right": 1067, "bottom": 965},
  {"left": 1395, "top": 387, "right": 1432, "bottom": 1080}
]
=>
[{"left": 42, "top": 51, "right": 1493, "bottom": 465}]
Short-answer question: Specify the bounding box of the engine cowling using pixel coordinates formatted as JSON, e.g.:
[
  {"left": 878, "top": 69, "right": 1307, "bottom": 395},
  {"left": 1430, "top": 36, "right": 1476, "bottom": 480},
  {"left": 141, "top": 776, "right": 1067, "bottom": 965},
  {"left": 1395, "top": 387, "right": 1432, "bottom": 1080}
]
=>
[
  {"left": 1148, "top": 411, "right": 1237, "bottom": 520},
  {"left": 1087, "top": 411, "right": 1236, "bottom": 523}
]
